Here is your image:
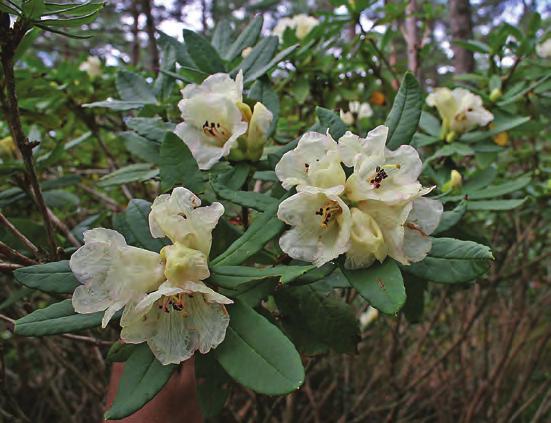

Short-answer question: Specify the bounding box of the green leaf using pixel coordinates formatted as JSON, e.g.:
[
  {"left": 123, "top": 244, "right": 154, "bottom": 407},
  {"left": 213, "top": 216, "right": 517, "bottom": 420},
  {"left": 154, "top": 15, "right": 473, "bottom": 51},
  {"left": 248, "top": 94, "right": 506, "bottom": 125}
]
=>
[
  {"left": 83, "top": 100, "right": 148, "bottom": 111},
  {"left": 275, "top": 284, "right": 360, "bottom": 354},
  {"left": 39, "top": 9, "right": 99, "bottom": 26},
  {"left": 14, "top": 260, "right": 78, "bottom": 294},
  {"left": 243, "top": 44, "right": 298, "bottom": 83},
  {"left": 22, "top": 0, "right": 45, "bottom": 19},
  {"left": 98, "top": 164, "right": 158, "bottom": 187},
  {"left": 125, "top": 117, "right": 175, "bottom": 143},
  {"left": 104, "top": 344, "right": 177, "bottom": 420},
  {"left": 116, "top": 71, "right": 157, "bottom": 104},
  {"left": 211, "top": 19, "right": 233, "bottom": 55},
  {"left": 402, "top": 276, "right": 427, "bottom": 324},
  {"left": 0, "top": 287, "right": 33, "bottom": 311},
  {"left": 183, "top": 29, "right": 225, "bottom": 74},
  {"left": 224, "top": 15, "right": 263, "bottom": 61},
  {"left": 210, "top": 264, "right": 315, "bottom": 289},
  {"left": 460, "top": 116, "right": 530, "bottom": 143},
  {"left": 120, "top": 132, "right": 160, "bottom": 164},
  {"left": 419, "top": 111, "right": 441, "bottom": 137},
  {"left": 466, "top": 198, "right": 527, "bottom": 211},
  {"left": 453, "top": 39, "right": 491, "bottom": 54},
  {"left": 403, "top": 238, "right": 493, "bottom": 284},
  {"left": 113, "top": 199, "right": 168, "bottom": 253},
  {"left": 15, "top": 299, "right": 108, "bottom": 336},
  {"left": 343, "top": 259, "right": 406, "bottom": 314},
  {"left": 14, "top": 27, "right": 42, "bottom": 62},
  {"left": 215, "top": 301, "right": 304, "bottom": 395},
  {"left": 211, "top": 195, "right": 287, "bottom": 266},
  {"left": 466, "top": 175, "right": 530, "bottom": 199},
  {"left": 385, "top": 72, "right": 422, "bottom": 149},
  {"left": 195, "top": 353, "right": 230, "bottom": 418},
  {"left": 159, "top": 132, "right": 205, "bottom": 193},
  {"left": 107, "top": 342, "right": 138, "bottom": 363},
  {"left": 235, "top": 36, "right": 278, "bottom": 79},
  {"left": 211, "top": 180, "right": 276, "bottom": 212},
  {"left": 433, "top": 202, "right": 466, "bottom": 235},
  {"left": 315, "top": 106, "right": 347, "bottom": 139}
]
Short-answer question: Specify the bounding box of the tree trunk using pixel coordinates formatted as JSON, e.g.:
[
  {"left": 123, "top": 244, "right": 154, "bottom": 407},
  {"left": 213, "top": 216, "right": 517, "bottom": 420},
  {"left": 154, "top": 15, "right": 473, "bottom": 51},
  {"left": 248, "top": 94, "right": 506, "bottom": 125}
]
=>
[
  {"left": 404, "top": 0, "right": 420, "bottom": 80},
  {"left": 141, "top": 0, "right": 160, "bottom": 73},
  {"left": 449, "top": 0, "right": 475, "bottom": 74},
  {"left": 130, "top": 1, "right": 141, "bottom": 67}
]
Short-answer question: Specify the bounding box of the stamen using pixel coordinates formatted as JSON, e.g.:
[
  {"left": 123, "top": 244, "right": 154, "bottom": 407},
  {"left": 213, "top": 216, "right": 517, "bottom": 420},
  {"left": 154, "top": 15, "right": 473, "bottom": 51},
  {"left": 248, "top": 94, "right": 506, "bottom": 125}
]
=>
[
  {"left": 315, "top": 201, "right": 342, "bottom": 228},
  {"left": 369, "top": 164, "right": 400, "bottom": 188}
]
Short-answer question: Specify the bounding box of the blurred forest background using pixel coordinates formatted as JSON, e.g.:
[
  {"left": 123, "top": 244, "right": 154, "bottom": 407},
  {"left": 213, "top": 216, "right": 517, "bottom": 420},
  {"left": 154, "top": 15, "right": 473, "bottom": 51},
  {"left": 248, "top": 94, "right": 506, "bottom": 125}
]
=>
[{"left": 1, "top": 0, "right": 551, "bottom": 422}]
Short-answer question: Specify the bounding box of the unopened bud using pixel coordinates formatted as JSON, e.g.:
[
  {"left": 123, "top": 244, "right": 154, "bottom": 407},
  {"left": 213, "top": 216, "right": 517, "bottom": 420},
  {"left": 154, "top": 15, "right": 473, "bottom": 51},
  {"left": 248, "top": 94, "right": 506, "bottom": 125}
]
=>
[
  {"left": 493, "top": 131, "right": 508, "bottom": 146},
  {"left": 445, "top": 131, "right": 457, "bottom": 143},
  {"left": 489, "top": 88, "right": 502, "bottom": 102},
  {"left": 443, "top": 169, "right": 462, "bottom": 192}
]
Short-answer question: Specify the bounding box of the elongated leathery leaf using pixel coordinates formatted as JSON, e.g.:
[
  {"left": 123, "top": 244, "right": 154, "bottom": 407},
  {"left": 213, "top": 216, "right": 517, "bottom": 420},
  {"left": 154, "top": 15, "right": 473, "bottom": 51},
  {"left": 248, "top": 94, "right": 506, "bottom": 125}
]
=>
[
  {"left": 215, "top": 302, "right": 304, "bottom": 395},
  {"left": 104, "top": 344, "right": 176, "bottom": 420},
  {"left": 343, "top": 259, "right": 406, "bottom": 314},
  {"left": 14, "top": 260, "right": 78, "bottom": 294},
  {"left": 15, "top": 299, "right": 111, "bottom": 336},
  {"left": 403, "top": 237, "right": 493, "bottom": 284},
  {"left": 211, "top": 194, "right": 289, "bottom": 266},
  {"left": 385, "top": 72, "right": 422, "bottom": 149}
]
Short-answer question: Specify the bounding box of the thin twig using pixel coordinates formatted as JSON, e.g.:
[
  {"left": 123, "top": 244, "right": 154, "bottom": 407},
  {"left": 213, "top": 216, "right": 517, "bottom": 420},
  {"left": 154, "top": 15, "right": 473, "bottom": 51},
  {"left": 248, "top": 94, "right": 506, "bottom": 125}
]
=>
[{"left": 0, "top": 212, "right": 42, "bottom": 258}]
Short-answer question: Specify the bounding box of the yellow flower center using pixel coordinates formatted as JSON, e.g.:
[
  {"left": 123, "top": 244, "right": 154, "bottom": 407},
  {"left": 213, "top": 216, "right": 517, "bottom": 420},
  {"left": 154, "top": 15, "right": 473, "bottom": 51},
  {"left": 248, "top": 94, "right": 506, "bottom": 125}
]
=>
[
  {"left": 158, "top": 293, "right": 193, "bottom": 315},
  {"left": 315, "top": 200, "right": 342, "bottom": 228},
  {"left": 369, "top": 164, "right": 400, "bottom": 189},
  {"left": 202, "top": 120, "right": 231, "bottom": 146}
]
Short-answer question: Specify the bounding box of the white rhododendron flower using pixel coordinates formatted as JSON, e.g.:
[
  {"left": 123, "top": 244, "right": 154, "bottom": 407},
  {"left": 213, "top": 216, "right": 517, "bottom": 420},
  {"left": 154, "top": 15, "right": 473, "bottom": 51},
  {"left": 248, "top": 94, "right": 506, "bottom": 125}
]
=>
[
  {"left": 349, "top": 101, "right": 373, "bottom": 119},
  {"left": 149, "top": 187, "right": 224, "bottom": 256},
  {"left": 277, "top": 186, "right": 351, "bottom": 267},
  {"left": 120, "top": 276, "right": 232, "bottom": 365},
  {"left": 275, "top": 126, "right": 441, "bottom": 269},
  {"left": 342, "top": 126, "right": 429, "bottom": 204},
  {"left": 340, "top": 109, "right": 355, "bottom": 125},
  {"left": 340, "top": 101, "right": 373, "bottom": 126},
  {"left": 273, "top": 14, "right": 319, "bottom": 40},
  {"left": 426, "top": 87, "right": 493, "bottom": 134},
  {"left": 232, "top": 102, "right": 273, "bottom": 161},
  {"left": 175, "top": 71, "right": 248, "bottom": 169},
  {"left": 70, "top": 228, "right": 165, "bottom": 328},
  {"left": 79, "top": 56, "right": 101, "bottom": 79},
  {"left": 536, "top": 38, "right": 551, "bottom": 58},
  {"left": 346, "top": 197, "right": 442, "bottom": 269},
  {"left": 275, "top": 131, "right": 346, "bottom": 190}
]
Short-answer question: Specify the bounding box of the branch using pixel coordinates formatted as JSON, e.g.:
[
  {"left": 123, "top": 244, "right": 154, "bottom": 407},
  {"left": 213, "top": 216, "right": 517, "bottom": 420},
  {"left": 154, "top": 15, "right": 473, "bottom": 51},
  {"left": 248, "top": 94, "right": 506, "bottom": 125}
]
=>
[
  {"left": 0, "top": 24, "right": 59, "bottom": 258},
  {"left": 0, "top": 241, "right": 37, "bottom": 266},
  {"left": 0, "top": 211, "right": 42, "bottom": 258}
]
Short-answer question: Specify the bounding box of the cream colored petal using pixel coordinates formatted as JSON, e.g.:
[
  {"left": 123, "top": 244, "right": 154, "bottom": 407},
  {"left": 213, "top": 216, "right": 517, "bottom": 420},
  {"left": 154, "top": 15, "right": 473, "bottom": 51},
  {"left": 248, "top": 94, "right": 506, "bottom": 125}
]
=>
[
  {"left": 385, "top": 145, "right": 423, "bottom": 183},
  {"left": 147, "top": 309, "right": 197, "bottom": 365},
  {"left": 426, "top": 88, "right": 457, "bottom": 124},
  {"left": 359, "top": 200, "right": 412, "bottom": 265},
  {"left": 275, "top": 131, "right": 342, "bottom": 189},
  {"left": 278, "top": 186, "right": 350, "bottom": 267},
  {"left": 174, "top": 122, "right": 223, "bottom": 170},
  {"left": 185, "top": 296, "right": 230, "bottom": 354},
  {"left": 179, "top": 281, "right": 233, "bottom": 305},
  {"left": 358, "top": 102, "right": 373, "bottom": 119},
  {"left": 181, "top": 71, "right": 243, "bottom": 103},
  {"left": 70, "top": 228, "right": 164, "bottom": 320},
  {"left": 340, "top": 110, "right": 354, "bottom": 125},
  {"left": 407, "top": 197, "right": 443, "bottom": 236},
  {"left": 160, "top": 243, "right": 210, "bottom": 284},
  {"left": 345, "top": 208, "right": 388, "bottom": 270}
]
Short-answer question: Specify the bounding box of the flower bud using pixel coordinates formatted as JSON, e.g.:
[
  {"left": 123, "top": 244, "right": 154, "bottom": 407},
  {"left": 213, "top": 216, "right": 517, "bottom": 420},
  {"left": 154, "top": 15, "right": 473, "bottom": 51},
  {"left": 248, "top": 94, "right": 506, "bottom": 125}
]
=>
[
  {"left": 370, "top": 91, "right": 385, "bottom": 106},
  {"left": 493, "top": 131, "right": 508, "bottom": 146},
  {"left": 445, "top": 130, "right": 457, "bottom": 143},
  {"left": 442, "top": 169, "right": 462, "bottom": 192},
  {"left": 160, "top": 243, "right": 210, "bottom": 284},
  {"left": 0, "top": 136, "right": 16, "bottom": 157},
  {"left": 231, "top": 102, "right": 273, "bottom": 162},
  {"left": 489, "top": 88, "right": 502, "bottom": 102}
]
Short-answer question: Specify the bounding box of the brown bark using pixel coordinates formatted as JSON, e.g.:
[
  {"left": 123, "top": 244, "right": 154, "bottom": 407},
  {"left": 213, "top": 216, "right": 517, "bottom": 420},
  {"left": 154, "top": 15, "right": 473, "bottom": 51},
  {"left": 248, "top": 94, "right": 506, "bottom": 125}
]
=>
[
  {"left": 130, "top": 1, "right": 141, "bottom": 67},
  {"left": 449, "top": 0, "right": 475, "bottom": 73},
  {"left": 404, "top": 0, "right": 420, "bottom": 80},
  {"left": 141, "top": 0, "right": 159, "bottom": 72}
]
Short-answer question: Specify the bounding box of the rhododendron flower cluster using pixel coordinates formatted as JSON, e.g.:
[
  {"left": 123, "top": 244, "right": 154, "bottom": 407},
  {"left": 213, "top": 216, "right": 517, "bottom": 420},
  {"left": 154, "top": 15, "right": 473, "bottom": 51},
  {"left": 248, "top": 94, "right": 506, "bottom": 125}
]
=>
[
  {"left": 70, "top": 188, "right": 231, "bottom": 365},
  {"left": 275, "top": 126, "right": 443, "bottom": 269}
]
